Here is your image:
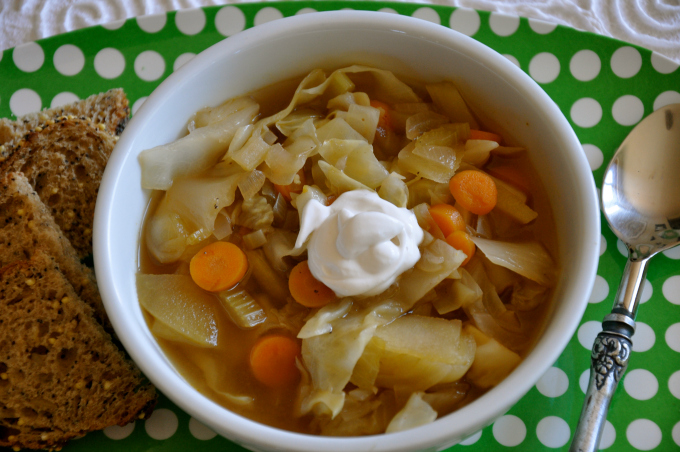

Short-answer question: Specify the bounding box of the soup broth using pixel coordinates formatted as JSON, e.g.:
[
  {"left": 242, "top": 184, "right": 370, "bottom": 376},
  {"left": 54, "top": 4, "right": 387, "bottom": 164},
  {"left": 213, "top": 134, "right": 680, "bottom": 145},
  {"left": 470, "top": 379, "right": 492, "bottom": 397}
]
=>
[{"left": 137, "top": 66, "right": 559, "bottom": 435}]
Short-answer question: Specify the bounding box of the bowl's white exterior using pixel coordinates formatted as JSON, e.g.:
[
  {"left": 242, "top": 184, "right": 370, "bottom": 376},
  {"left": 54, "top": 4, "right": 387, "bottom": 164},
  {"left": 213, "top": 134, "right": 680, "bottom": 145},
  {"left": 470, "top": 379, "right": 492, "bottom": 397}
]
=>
[{"left": 94, "top": 11, "right": 600, "bottom": 452}]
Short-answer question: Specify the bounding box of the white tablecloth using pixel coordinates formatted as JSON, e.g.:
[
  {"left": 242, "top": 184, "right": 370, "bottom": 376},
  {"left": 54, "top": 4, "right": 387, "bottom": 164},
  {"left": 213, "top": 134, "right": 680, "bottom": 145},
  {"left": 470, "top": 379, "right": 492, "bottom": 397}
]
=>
[{"left": 1, "top": 0, "right": 679, "bottom": 63}]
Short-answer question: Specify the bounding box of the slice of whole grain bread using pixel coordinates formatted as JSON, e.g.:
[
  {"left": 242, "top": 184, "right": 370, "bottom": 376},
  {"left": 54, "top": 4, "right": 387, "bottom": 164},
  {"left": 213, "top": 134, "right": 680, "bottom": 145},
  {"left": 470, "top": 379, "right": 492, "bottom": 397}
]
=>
[
  {"left": 0, "top": 117, "right": 117, "bottom": 259},
  {"left": 0, "top": 172, "right": 109, "bottom": 332},
  {"left": 0, "top": 88, "right": 129, "bottom": 154},
  {"left": 0, "top": 250, "right": 156, "bottom": 451}
]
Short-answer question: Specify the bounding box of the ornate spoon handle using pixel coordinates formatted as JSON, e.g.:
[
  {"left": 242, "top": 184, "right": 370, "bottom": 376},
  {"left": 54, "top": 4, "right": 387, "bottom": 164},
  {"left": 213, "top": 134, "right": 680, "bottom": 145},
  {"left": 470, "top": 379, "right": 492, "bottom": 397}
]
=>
[{"left": 570, "top": 330, "right": 632, "bottom": 452}]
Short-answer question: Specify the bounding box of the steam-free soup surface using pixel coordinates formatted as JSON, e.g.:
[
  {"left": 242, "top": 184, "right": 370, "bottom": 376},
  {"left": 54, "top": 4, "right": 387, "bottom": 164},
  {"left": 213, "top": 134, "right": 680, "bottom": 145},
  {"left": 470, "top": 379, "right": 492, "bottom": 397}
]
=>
[{"left": 137, "top": 66, "right": 559, "bottom": 435}]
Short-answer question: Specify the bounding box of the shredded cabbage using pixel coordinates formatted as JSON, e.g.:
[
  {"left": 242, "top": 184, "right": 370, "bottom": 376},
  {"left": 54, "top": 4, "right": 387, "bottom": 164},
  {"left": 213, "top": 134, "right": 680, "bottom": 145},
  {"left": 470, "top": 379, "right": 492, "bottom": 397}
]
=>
[{"left": 471, "top": 237, "right": 555, "bottom": 286}]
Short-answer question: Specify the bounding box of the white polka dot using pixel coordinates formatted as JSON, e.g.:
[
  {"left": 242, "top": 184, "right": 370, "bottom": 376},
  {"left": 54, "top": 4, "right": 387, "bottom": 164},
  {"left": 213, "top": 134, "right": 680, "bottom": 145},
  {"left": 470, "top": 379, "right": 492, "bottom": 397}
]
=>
[
  {"left": 13, "top": 42, "right": 44, "bottom": 72},
  {"left": 674, "top": 421, "right": 680, "bottom": 447},
  {"left": 137, "top": 13, "right": 167, "bottom": 33},
  {"left": 215, "top": 6, "right": 245, "bottom": 37},
  {"left": 175, "top": 8, "right": 206, "bottom": 35},
  {"left": 653, "top": 90, "right": 680, "bottom": 111},
  {"left": 611, "top": 47, "right": 642, "bottom": 78},
  {"left": 612, "top": 95, "right": 644, "bottom": 126},
  {"left": 589, "top": 275, "right": 609, "bottom": 304},
  {"left": 665, "top": 323, "right": 680, "bottom": 351},
  {"left": 104, "top": 421, "right": 135, "bottom": 439},
  {"left": 600, "top": 421, "right": 616, "bottom": 449},
  {"left": 536, "top": 416, "right": 570, "bottom": 448},
  {"left": 412, "top": 7, "right": 440, "bottom": 24},
  {"left": 579, "top": 368, "right": 590, "bottom": 393},
  {"left": 571, "top": 98, "right": 602, "bottom": 128},
  {"left": 626, "top": 419, "right": 661, "bottom": 450},
  {"left": 617, "top": 239, "right": 628, "bottom": 257},
  {"left": 9, "top": 88, "right": 41, "bottom": 117},
  {"left": 459, "top": 430, "right": 482, "bottom": 445},
  {"left": 581, "top": 143, "right": 604, "bottom": 171},
  {"left": 94, "top": 48, "right": 125, "bottom": 79},
  {"left": 528, "top": 18, "right": 557, "bottom": 34},
  {"left": 663, "top": 275, "right": 680, "bottom": 304},
  {"left": 145, "top": 408, "right": 178, "bottom": 440},
  {"left": 492, "top": 415, "right": 526, "bottom": 447},
  {"left": 377, "top": 8, "right": 398, "bottom": 14},
  {"left": 503, "top": 54, "right": 520, "bottom": 68},
  {"left": 536, "top": 367, "right": 569, "bottom": 397},
  {"left": 188, "top": 417, "right": 217, "bottom": 440},
  {"left": 134, "top": 50, "right": 165, "bottom": 82},
  {"left": 50, "top": 92, "right": 79, "bottom": 109},
  {"left": 102, "top": 18, "right": 125, "bottom": 30},
  {"left": 632, "top": 322, "right": 655, "bottom": 352},
  {"left": 663, "top": 246, "right": 680, "bottom": 259},
  {"left": 132, "top": 97, "right": 147, "bottom": 115},
  {"left": 570, "top": 50, "right": 601, "bottom": 82},
  {"left": 578, "top": 320, "right": 602, "bottom": 350},
  {"left": 669, "top": 370, "right": 680, "bottom": 399},
  {"left": 624, "top": 368, "right": 658, "bottom": 400},
  {"left": 173, "top": 53, "right": 195, "bottom": 72},
  {"left": 489, "top": 13, "right": 520, "bottom": 37},
  {"left": 53, "top": 44, "right": 85, "bottom": 76},
  {"left": 254, "top": 7, "right": 283, "bottom": 26},
  {"left": 600, "top": 234, "right": 607, "bottom": 256},
  {"left": 449, "top": 8, "right": 480, "bottom": 37},
  {"left": 640, "top": 279, "right": 653, "bottom": 304},
  {"left": 529, "top": 52, "right": 560, "bottom": 84},
  {"left": 651, "top": 51, "right": 679, "bottom": 74},
  {"left": 296, "top": 7, "right": 317, "bottom": 15}
]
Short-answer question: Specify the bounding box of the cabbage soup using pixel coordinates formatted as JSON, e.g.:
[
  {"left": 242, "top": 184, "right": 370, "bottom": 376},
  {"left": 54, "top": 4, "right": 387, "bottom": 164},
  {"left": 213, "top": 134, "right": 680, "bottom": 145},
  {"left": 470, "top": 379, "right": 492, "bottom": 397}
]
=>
[{"left": 136, "top": 66, "right": 559, "bottom": 435}]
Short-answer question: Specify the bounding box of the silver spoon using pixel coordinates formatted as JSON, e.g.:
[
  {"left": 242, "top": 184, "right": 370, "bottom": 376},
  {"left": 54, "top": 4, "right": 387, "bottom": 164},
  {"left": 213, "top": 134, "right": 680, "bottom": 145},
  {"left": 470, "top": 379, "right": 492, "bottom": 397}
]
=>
[{"left": 570, "top": 103, "right": 680, "bottom": 451}]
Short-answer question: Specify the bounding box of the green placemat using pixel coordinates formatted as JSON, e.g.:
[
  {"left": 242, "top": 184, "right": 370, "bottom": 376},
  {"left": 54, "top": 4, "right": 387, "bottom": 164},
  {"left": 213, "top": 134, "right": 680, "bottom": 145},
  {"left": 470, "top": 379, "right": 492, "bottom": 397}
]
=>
[{"left": 2, "top": 2, "right": 680, "bottom": 451}]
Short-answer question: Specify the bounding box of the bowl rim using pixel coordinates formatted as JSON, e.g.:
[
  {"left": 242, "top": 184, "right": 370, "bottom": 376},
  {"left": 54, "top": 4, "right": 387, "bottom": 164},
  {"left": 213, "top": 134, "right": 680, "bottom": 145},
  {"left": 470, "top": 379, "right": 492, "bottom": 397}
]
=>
[{"left": 94, "top": 10, "right": 600, "bottom": 452}]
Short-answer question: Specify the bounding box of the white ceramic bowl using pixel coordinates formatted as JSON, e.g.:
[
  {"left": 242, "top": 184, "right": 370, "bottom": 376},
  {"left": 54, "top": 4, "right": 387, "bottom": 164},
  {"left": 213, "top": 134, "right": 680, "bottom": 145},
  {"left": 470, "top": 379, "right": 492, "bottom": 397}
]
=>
[{"left": 94, "top": 11, "right": 600, "bottom": 452}]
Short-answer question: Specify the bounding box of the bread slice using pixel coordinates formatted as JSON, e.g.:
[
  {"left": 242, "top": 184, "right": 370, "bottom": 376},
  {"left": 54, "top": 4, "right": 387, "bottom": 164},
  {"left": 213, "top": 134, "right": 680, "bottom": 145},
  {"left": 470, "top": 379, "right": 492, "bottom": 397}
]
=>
[
  {"left": 0, "top": 250, "right": 156, "bottom": 450},
  {"left": 0, "top": 118, "right": 117, "bottom": 259},
  {"left": 0, "top": 88, "right": 129, "bottom": 153},
  {"left": 0, "top": 172, "right": 109, "bottom": 332}
]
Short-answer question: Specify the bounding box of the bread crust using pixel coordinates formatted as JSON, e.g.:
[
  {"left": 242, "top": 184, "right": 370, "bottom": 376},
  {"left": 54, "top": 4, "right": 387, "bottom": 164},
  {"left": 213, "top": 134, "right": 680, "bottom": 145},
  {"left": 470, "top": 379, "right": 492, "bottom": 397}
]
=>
[
  {"left": 0, "top": 117, "right": 117, "bottom": 259},
  {"left": 0, "top": 251, "right": 156, "bottom": 450},
  {"left": 0, "top": 172, "right": 110, "bottom": 333}
]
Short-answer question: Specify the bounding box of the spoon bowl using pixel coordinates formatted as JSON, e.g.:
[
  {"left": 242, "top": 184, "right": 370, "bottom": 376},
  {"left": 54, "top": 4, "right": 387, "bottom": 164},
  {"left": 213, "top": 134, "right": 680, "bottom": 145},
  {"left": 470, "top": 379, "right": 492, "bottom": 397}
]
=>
[{"left": 571, "top": 103, "right": 680, "bottom": 452}]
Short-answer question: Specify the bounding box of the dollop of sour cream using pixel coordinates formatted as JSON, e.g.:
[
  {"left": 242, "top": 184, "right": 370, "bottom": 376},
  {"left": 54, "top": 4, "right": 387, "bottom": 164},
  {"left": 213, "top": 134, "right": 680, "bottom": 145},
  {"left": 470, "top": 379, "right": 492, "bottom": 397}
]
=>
[{"left": 294, "top": 190, "right": 423, "bottom": 297}]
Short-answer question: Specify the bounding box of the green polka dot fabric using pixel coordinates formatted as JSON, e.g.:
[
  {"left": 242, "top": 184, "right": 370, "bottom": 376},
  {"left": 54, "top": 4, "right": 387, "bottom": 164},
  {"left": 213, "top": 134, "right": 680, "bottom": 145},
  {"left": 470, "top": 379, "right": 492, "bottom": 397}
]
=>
[{"left": 2, "top": 2, "right": 679, "bottom": 451}]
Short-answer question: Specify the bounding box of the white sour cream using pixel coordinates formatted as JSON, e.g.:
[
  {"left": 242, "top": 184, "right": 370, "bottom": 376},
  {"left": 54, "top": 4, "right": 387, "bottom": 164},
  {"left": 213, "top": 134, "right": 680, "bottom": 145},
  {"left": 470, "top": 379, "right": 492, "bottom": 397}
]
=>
[{"left": 294, "top": 189, "right": 423, "bottom": 297}]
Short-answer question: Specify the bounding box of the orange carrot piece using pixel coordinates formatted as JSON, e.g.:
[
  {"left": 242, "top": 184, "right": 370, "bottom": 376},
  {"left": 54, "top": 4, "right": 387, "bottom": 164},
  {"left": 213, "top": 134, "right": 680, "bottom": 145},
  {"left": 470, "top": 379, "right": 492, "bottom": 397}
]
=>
[
  {"left": 449, "top": 170, "right": 498, "bottom": 215},
  {"left": 469, "top": 129, "right": 503, "bottom": 144},
  {"left": 429, "top": 204, "right": 466, "bottom": 237},
  {"left": 487, "top": 166, "right": 531, "bottom": 194},
  {"left": 289, "top": 261, "right": 336, "bottom": 308},
  {"left": 274, "top": 169, "right": 306, "bottom": 202},
  {"left": 446, "top": 230, "right": 476, "bottom": 266},
  {"left": 190, "top": 242, "right": 248, "bottom": 292},
  {"left": 370, "top": 100, "right": 394, "bottom": 133},
  {"left": 250, "top": 334, "right": 301, "bottom": 388}
]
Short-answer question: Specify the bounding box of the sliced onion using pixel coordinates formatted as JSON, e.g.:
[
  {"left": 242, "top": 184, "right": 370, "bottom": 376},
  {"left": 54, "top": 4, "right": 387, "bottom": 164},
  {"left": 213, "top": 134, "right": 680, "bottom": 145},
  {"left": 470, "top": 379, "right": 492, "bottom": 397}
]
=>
[
  {"left": 213, "top": 209, "right": 232, "bottom": 240},
  {"left": 238, "top": 169, "right": 266, "bottom": 200}
]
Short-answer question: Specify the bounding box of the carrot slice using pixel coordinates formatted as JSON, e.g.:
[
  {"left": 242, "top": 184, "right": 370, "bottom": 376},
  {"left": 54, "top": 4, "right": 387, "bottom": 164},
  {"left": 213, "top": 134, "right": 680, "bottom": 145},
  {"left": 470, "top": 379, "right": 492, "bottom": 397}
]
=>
[
  {"left": 469, "top": 129, "right": 502, "bottom": 144},
  {"left": 370, "top": 100, "right": 394, "bottom": 134},
  {"left": 446, "top": 230, "right": 476, "bottom": 266},
  {"left": 289, "top": 261, "right": 336, "bottom": 308},
  {"left": 274, "top": 169, "right": 306, "bottom": 202},
  {"left": 189, "top": 242, "right": 248, "bottom": 292},
  {"left": 429, "top": 204, "right": 466, "bottom": 237},
  {"left": 250, "top": 334, "right": 301, "bottom": 388},
  {"left": 487, "top": 166, "right": 531, "bottom": 194},
  {"left": 449, "top": 170, "right": 498, "bottom": 215}
]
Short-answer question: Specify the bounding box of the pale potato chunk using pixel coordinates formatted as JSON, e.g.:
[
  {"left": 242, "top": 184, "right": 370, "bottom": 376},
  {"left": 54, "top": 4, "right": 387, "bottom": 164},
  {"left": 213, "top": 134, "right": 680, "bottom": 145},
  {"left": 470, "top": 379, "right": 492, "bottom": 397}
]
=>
[
  {"left": 465, "top": 324, "right": 521, "bottom": 388},
  {"left": 137, "top": 274, "right": 219, "bottom": 347}
]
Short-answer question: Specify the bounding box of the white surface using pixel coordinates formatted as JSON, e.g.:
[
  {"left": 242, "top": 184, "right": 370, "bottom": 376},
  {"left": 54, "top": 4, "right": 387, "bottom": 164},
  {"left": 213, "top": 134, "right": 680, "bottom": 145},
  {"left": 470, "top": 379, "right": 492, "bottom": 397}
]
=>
[
  {"left": 1, "top": 0, "right": 679, "bottom": 63},
  {"left": 93, "top": 10, "right": 600, "bottom": 452}
]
